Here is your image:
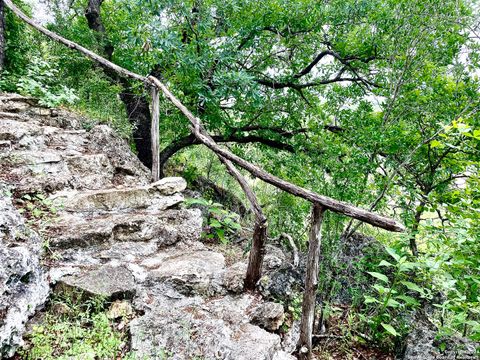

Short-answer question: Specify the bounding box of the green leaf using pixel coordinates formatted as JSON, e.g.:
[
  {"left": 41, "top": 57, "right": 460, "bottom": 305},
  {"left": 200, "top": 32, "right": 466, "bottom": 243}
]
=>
[
  {"left": 379, "top": 260, "right": 394, "bottom": 267},
  {"left": 396, "top": 295, "right": 420, "bottom": 306},
  {"left": 381, "top": 323, "right": 399, "bottom": 337},
  {"left": 399, "top": 262, "right": 417, "bottom": 272},
  {"left": 385, "top": 247, "right": 400, "bottom": 262},
  {"left": 430, "top": 139, "right": 442, "bottom": 148},
  {"left": 209, "top": 219, "right": 222, "bottom": 228},
  {"left": 400, "top": 281, "right": 424, "bottom": 294},
  {"left": 386, "top": 298, "right": 401, "bottom": 308},
  {"left": 367, "top": 272, "right": 389, "bottom": 283},
  {"left": 364, "top": 295, "right": 379, "bottom": 304}
]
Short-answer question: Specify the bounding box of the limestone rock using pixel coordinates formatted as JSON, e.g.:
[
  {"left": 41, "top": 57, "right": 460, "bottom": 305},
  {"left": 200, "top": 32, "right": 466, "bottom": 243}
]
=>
[
  {"left": 282, "top": 319, "right": 300, "bottom": 354},
  {"left": 50, "top": 182, "right": 184, "bottom": 213},
  {"left": 403, "top": 319, "right": 478, "bottom": 360},
  {"left": 259, "top": 265, "right": 304, "bottom": 301},
  {"left": 56, "top": 265, "right": 136, "bottom": 300},
  {"left": 47, "top": 208, "right": 202, "bottom": 249},
  {"left": 263, "top": 245, "right": 287, "bottom": 271},
  {"left": 152, "top": 177, "right": 187, "bottom": 195},
  {"left": 250, "top": 302, "right": 285, "bottom": 331},
  {"left": 147, "top": 250, "right": 225, "bottom": 296},
  {"left": 107, "top": 300, "right": 134, "bottom": 319},
  {"left": 0, "top": 94, "right": 298, "bottom": 358},
  {"left": 130, "top": 291, "right": 287, "bottom": 360},
  {"left": 224, "top": 262, "right": 248, "bottom": 293},
  {"left": 0, "top": 186, "right": 49, "bottom": 358}
]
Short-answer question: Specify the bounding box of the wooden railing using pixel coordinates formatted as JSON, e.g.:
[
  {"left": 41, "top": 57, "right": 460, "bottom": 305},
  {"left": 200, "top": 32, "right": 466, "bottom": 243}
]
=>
[{"left": 3, "top": 1, "right": 405, "bottom": 357}]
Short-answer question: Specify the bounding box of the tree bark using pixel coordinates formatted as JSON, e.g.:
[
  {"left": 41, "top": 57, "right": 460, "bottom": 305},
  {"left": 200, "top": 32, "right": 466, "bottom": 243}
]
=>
[
  {"left": 151, "top": 86, "right": 160, "bottom": 181},
  {"left": 203, "top": 140, "right": 268, "bottom": 291},
  {"left": 119, "top": 90, "right": 153, "bottom": 170},
  {"left": 298, "top": 204, "right": 325, "bottom": 360},
  {"left": 82, "top": 0, "right": 153, "bottom": 170},
  {"left": 0, "top": 0, "right": 5, "bottom": 72},
  {"left": 409, "top": 200, "right": 425, "bottom": 257},
  {"left": 244, "top": 217, "right": 268, "bottom": 290}
]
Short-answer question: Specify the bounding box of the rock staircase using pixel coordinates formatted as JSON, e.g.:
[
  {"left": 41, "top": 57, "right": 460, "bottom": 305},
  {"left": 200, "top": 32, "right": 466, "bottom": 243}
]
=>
[{"left": 0, "top": 94, "right": 295, "bottom": 359}]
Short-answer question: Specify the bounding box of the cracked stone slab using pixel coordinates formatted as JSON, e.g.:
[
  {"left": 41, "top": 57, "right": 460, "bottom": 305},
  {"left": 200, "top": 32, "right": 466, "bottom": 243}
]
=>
[
  {"left": 146, "top": 250, "right": 226, "bottom": 296},
  {"left": 56, "top": 265, "right": 136, "bottom": 300},
  {"left": 47, "top": 208, "right": 202, "bottom": 249},
  {"left": 50, "top": 179, "right": 185, "bottom": 212}
]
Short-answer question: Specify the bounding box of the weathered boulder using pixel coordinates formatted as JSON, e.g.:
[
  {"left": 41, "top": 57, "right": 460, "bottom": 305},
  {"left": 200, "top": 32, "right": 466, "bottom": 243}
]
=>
[
  {"left": 56, "top": 265, "right": 136, "bottom": 300},
  {"left": 152, "top": 177, "right": 187, "bottom": 195},
  {"left": 107, "top": 300, "right": 134, "bottom": 319},
  {"left": 130, "top": 290, "right": 291, "bottom": 360},
  {"left": 403, "top": 319, "right": 478, "bottom": 360},
  {"left": 263, "top": 244, "right": 288, "bottom": 271},
  {"left": 224, "top": 262, "right": 248, "bottom": 293},
  {"left": 282, "top": 319, "right": 300, "bottom": 354},
  {"left": 0, "top": 185, "right": 49, "bottom": 358},
  {"left": 146, "top": 249, "right": 226, "bottom": 296},
  {"left": 250, "top": 302, "right": 285, "bottom": 331},
  {"left": 259, "top": 265, "right": 304, "bottom": 301}
]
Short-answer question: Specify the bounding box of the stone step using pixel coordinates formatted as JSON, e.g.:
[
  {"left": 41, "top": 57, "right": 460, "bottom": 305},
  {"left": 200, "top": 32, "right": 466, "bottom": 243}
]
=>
[
  {"left": 55, "top": 265, "right": 137, "bottom": 300},
  {"left": 143, "top": 249, "right": 226, "bottom": 296},
  {"left": 0, "top": 119, "right": 45, "bottom": 142},
  {"left": 46, "top": 208, "right": 202, "bottom": 249},
  {"left": 49, "top": 177, "right": 187, "bottom": 212},
  {"left": 0, "top": 151, "right": 117, "bottom": 193}
]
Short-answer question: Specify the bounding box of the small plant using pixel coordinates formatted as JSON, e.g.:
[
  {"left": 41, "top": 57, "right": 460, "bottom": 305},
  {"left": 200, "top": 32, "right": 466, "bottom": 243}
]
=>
[
  {"left": 16, "top": 57, "right": 78, "bottom": 108},
  {"left": 287, "top": 293, "right": 303, "bottom": 321},
  {"left": 185, "top": 197, "right": 241, "bottom": 244},
  {"left": 359, "top": 246, "right": 430, "bottom": 348},
  {"left": 19, "top": 292, "right": 133, "bottom": 359},
  {"left": 16, "top": 193, "right": 59, "bottom": 221}
]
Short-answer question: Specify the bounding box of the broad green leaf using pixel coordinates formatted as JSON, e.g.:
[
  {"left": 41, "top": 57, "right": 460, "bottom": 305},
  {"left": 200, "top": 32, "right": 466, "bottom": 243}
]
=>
[
  {"left": 367, "top": 272, "right": 389, "bottom": 283},
  {"left": 385, "top": 247, "right": 400, "bottom": 262},
  {"left": 364, "top": 295, "right": 379, "bottom": 304},
  {"left": 400, "top": 281, "right": 424, "bottom": 294},
  {"left": 381, "top": 323, "right": 399, "bottom": 337},
  {"left": 386, "top": 298, "right": 401, "bottom": 308},
  {"left": 209, "top": 219, "right": 222, "bottom": 228},
  {"left": 379, "top": 260, "right": 394, "bottom": 267},
  {"left": 430, "top": 140, "right": 442, "bottom": 148}
]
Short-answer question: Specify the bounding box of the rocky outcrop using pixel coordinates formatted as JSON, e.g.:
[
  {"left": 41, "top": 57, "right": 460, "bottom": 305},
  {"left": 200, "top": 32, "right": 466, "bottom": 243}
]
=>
[
  {"left": 402, "top": 318, "right": 478, "bottom": 360},
  {"left": 0, "top": 185, "right": 49, "bottom": 358},
  {"left": 0, "top": 93, "right": 293, "bottom": 358}
]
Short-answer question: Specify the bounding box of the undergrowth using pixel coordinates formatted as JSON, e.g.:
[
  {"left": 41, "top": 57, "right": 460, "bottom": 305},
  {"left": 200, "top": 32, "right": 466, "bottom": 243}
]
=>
[{"left": 18, "top": 291, "right": 135, "bottom": 360}]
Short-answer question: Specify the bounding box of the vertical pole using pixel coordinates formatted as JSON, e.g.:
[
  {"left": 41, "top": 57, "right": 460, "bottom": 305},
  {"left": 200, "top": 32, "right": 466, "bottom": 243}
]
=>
[
  {"left": 244, "top": 216, "right": 268, "bottom": 290},
  {"left": 0, "top": 0, "right": 5, "bottom": 72},
  {"left": 298, "top": 203, "right": 325, "bottom": 360},
  {"left": 151, "top": 86, "right": 160, "bottom": 181}
]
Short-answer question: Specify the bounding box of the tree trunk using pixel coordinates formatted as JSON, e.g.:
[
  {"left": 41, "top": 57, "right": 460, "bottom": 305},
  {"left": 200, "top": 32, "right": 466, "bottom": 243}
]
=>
[
  {"left": 119, "top": 91, "right": 153, "bottom": 170},
  {"left": 0, "top": 0, "right": 5, "bottom": 72},
  {"left": 298, "top": 204, "right": 325, "bottom": 360},
  {"left": 409, "top": 201, "right": 425, "bottom": 257}
]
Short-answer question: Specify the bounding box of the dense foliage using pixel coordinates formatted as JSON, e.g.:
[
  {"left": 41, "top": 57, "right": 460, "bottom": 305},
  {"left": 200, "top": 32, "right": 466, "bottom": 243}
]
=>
[{"left": 1, "top": 0, "right": 479, "bottom": 356}]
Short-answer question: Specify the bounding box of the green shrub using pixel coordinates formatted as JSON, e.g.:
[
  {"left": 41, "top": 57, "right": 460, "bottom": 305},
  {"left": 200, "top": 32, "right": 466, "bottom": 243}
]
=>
[{"left": 16, "top": 57, "right": 78, "bottom": 108}]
